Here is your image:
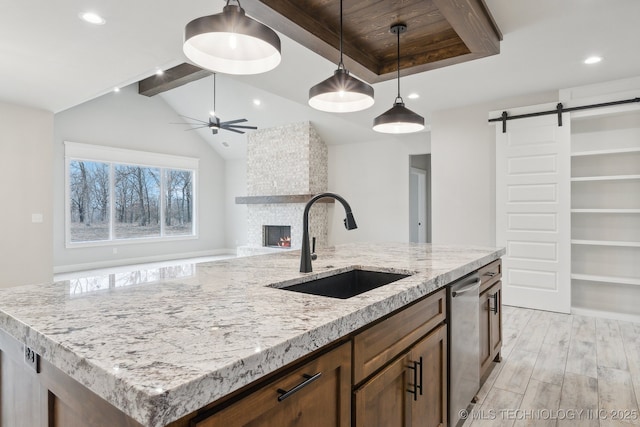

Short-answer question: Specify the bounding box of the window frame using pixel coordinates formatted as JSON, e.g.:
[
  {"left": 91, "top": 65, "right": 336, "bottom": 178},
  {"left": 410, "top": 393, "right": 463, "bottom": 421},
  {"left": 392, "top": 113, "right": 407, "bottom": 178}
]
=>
[{"left": 64, "top": 141, "right": 199, "bottom": 248}]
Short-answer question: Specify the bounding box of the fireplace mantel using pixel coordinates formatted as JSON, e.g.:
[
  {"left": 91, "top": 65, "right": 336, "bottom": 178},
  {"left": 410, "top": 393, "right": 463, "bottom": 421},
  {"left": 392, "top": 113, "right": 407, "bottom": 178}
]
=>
[{"left": 235, "top": 194, "right": 336, "bottom": 205}]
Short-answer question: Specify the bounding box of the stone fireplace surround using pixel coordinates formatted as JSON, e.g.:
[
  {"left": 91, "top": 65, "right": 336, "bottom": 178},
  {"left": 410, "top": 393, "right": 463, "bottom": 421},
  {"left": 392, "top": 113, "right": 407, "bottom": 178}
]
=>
[{"left": 236, "top": 122, "right": 328, "bottom": 257}]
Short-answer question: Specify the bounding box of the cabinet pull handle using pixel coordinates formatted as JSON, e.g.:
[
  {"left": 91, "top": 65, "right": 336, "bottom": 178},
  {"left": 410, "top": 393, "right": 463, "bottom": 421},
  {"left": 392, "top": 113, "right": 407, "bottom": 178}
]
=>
[
  {"left": 406, "top": 357, "right": 423, "bottom": 401},
  {"left": 276, "top": 372, "right": 322, "bottom": 402},
  {"left": 489, "top": 293, "right": 499, "bottom": 315},
  {"left": 485, "top": 271, "right": 496, "bottom": 277}
]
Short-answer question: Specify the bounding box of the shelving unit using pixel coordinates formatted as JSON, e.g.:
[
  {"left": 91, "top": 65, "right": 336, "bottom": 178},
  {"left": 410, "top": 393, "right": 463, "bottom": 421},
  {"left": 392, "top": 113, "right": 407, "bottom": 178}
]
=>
[{"left": 570, "top": 110, "right": 640, "bottom": 318}]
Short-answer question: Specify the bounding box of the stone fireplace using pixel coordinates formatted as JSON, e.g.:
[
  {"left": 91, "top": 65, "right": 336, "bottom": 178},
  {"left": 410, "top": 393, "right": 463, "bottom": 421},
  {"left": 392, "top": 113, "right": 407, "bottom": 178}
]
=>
[{"left": 236, "top": 122, "right": 329, "bottom": 257}]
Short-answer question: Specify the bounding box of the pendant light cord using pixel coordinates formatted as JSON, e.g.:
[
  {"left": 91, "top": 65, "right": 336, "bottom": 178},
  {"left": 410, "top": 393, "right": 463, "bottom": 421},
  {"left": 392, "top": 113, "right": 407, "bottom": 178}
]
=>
[
  {"left": 396, "top": 27, "right": 402, "bottom": 104},
  {"left": 338, "top": 0, "right": 345, "bottom": 70},
  {"left": 213, "top": 73, "right": 216, "bottom": 116}
]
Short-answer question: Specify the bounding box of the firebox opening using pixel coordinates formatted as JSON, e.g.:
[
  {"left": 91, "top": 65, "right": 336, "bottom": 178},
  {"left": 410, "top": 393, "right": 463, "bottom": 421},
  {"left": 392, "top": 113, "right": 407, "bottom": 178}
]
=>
[{"left": 263, "top": 225, "right": 291, "bottom": 248}]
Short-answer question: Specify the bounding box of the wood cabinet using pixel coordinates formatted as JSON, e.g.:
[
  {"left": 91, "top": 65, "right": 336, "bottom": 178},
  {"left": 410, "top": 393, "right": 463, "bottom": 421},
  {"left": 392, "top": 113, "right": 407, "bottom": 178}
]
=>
[
  {"left": 353, "top": 289, "right": 447, "bottom": 427},
  {"left": 479, "top": 281, "right": 502, "bottom": 378},
  {"left": 479, "top": 259, "right": 502, "bottom": 379},
  {"left": 0, "top": 328, "right": 143, "bottom": 427},
  {"left": 192, "top": 342, "right": 351, "bottom": 427}
]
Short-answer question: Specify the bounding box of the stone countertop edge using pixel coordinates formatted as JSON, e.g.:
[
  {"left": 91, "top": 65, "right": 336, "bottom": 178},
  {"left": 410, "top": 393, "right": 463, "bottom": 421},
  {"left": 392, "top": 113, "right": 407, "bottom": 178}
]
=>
[{"left": 0, "top": 243, "right": 505, "bottom": 427}]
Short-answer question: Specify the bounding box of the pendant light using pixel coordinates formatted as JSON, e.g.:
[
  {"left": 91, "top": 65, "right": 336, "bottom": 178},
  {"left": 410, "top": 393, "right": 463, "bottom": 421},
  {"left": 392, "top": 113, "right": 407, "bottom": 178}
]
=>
[
  {"left": 373, "top": 24, "right": 425, "bottom": 134},
  {"left": 308, "top": 0, "right": 374, "bottom": 113},
  {"left": 183, "top": 0, "right": 281, "bottom": 75}
]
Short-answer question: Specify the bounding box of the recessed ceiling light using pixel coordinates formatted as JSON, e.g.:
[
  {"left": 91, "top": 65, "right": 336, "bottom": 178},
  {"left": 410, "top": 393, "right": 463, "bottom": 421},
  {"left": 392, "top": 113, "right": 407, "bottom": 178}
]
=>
[
  {"left": 155, "top": 69, "right": 164, "bottom": 76},
  {"left": 113, "top": 87, "right": 120, "bottom": 93},
  {"left": 253, "top": 99, "right": 261, "bottom": 106},
  {"left": 584, "top": 56, "right": 602, "bottom": 65},
  {"left": 79, "top": 12, "right": 106, "bottom": 25},
  {"left": 407, "top": 93, "right": 420, "bottom": 99}
]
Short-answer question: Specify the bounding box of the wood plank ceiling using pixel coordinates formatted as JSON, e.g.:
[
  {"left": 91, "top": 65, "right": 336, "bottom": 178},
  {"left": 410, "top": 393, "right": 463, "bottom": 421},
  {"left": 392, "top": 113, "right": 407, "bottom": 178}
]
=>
[{"left": 139, "top": 0, "right": 501, "bottom": 96}]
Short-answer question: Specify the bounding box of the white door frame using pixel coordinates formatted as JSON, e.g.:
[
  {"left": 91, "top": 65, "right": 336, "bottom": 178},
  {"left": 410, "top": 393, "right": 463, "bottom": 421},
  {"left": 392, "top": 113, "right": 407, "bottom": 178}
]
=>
[{"left": 410, "top": 167, "right": 427, "bottom": 243}]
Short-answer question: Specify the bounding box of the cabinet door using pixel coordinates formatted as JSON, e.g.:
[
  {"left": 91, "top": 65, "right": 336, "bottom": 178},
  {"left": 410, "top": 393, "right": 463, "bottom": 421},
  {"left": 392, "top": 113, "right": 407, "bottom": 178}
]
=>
[
  {"left": 410, "top": 324, "right": 447, "bottom": 427},
  {"left": 194, "top": 342, "right": 351, "bottom": 427},
  {"left": 354, "top": 324, "right": 447, "bottom": 427},
  {"left": 489, "top": 281, "right": 503, "bottom": 359},
  {"left": 480, "top": 281, "right": 502, "bottom": 378},
  {"left": 354, "top": 352, "right": 413, "bottom": 427}
]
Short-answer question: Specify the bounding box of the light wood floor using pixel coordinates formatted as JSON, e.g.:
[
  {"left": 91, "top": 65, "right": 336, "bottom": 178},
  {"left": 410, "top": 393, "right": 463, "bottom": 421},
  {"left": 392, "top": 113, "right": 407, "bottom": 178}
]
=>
[{"left": 462, "top": 305, "right": 640, "bottom": 427}]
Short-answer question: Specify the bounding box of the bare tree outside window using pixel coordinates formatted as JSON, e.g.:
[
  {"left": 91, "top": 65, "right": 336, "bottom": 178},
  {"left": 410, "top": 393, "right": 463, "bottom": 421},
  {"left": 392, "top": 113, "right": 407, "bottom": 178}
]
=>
[
  {"left": 69, "top": 160, "right": 110, "bottom": 242},
  {"left": 114, "top": 165, "right": 161, "bottom": 239},
  {"left": 165, "top": 169, "right": 193, "bottom": 236}
]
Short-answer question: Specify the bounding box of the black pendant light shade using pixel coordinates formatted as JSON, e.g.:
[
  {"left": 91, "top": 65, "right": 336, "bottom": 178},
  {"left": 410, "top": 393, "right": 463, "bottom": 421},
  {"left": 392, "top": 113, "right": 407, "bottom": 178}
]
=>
[
  {"left": 373, "top": 24, "right": 425, "bottom": 134},
  {"left": 183, "top": 1, "right": 281, "bottom": 75},
  {"left": 373, "top": 99, "right": 425, "bottom": 133},
  {"left": 309, "top": 68, "right": 375, "bottom": 112},
  {"left": 308, "top": 0, "right": 374, "bottom": 113}
]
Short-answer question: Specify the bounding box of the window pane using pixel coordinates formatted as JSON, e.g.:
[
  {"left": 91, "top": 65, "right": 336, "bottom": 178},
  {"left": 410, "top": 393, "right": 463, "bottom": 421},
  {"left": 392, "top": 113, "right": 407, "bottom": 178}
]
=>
[
  {"left": 164, "top": 169, "right": 194, "bottom": 236},
  {"left": 69, "top": 160, "right": 110, "bottom": 242},
  {"left": 114, "top": 165, "right": 161, "bottom": 239}
]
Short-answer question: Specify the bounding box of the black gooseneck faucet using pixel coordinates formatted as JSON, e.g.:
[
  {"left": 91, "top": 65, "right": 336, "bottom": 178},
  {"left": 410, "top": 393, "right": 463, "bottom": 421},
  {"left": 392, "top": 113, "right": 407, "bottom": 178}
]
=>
[{"left": 300, "top": 192, "right": 357, "bottom": 273}]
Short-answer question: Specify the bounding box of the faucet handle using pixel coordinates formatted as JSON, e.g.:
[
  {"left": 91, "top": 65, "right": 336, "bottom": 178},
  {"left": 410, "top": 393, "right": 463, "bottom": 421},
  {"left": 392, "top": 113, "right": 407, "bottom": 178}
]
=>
[{"left": 311, "top": 237, "right": 317, "bottom": 260}]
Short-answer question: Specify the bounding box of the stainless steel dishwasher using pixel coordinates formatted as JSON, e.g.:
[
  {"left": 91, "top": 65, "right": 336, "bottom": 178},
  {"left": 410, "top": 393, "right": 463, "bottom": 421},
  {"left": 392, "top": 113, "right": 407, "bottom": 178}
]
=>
[{"left": 448, "top": 272, "right": 481, "bottom": 427}]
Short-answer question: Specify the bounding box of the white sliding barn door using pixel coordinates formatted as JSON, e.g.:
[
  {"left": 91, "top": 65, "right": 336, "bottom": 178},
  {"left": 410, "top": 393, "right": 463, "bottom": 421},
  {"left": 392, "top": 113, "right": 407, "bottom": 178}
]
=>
[{"left": 495, "top": 109, "right": 571, "bottom": 313}]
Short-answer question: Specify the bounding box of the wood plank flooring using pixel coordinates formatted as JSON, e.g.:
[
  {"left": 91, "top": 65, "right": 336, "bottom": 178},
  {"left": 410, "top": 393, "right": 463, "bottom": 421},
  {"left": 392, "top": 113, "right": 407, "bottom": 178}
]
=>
[{"left": 462, "top": 306, "right": 640, "bottom": 427}]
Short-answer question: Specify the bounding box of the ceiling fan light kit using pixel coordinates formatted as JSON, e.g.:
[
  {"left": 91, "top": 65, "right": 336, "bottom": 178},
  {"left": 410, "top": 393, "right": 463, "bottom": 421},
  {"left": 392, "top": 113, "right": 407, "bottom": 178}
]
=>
[
  {"left": 308, "top": 0, "right": 374, "bottom": 113},
  {"left": 183, "top": 0, "right": 281, "bottom": 75},
  {"left": 373, "top": 24, "right": 425, "bottom": 134}
]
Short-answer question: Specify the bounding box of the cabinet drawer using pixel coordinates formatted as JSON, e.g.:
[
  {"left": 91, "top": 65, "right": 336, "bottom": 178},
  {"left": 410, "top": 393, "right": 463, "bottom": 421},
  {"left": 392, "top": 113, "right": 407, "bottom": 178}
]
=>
[
  {"left": 192, "top": 342, "right": 351, "bottom": 427},
  {"left": 353, "top": 288, "right": 446, "bottom": 385},
  {"left": 479, "top": 259, "right": 502, "bottom": 294}
]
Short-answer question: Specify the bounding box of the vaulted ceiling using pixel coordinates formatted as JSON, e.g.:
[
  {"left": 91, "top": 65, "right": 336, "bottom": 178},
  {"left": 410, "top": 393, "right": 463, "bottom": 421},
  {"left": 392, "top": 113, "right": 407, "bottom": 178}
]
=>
[{"left": 1, "top": 1, "right": 640, "bottom": 161}]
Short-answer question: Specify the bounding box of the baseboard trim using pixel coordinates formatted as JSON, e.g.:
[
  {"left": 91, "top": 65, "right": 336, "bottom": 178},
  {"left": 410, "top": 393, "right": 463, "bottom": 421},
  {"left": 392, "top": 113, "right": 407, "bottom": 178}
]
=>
[
  {"left": 571, "top": 306, "right": 640, "bottom": 323},
  {"left": 53, "top": 248, "right": 237, "bottom": 275}
]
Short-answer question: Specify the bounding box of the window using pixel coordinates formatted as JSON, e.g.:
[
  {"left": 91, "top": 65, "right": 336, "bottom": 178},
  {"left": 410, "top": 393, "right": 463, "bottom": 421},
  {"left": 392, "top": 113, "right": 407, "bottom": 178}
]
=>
[{"left": 65, "top": 142, "right": 198, "bottom": 246}]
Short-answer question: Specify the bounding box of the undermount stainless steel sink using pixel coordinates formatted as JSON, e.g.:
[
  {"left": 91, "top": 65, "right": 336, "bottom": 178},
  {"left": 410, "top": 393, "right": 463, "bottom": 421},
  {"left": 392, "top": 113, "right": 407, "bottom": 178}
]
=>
[{"left": 277, "top": 269, "right": 411, "bottom": 299}]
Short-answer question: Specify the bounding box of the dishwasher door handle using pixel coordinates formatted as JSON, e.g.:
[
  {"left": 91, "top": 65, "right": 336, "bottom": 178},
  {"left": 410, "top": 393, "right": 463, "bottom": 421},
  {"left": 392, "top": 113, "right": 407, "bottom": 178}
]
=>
[{"left": 451, "top": 279, "right": 481, "bottom": 297}]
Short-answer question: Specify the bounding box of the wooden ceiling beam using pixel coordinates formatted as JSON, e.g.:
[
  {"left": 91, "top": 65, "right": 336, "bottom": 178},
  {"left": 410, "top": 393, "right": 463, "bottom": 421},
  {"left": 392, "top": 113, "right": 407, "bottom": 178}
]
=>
[{"left": 138, "top": 63, "right": 211, "bottom": 97}]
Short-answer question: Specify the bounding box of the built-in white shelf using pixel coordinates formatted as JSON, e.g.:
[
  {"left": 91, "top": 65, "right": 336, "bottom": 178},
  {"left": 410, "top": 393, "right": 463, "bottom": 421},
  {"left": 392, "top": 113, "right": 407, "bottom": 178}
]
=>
[
  {"left": 571, "top": 147, "right": 640, "bottom": 157},
  {"left": 571, "top": 209, "right": 640, "bottom": 214},
  {"left": 571, "top": 239, "right": 640, "bottom": 248},
  {"left": 571, "top": 273, "right": 640, "bottom": 287},
  {"left": 571, "top": 174, "right": 640, "bottom": 182}
]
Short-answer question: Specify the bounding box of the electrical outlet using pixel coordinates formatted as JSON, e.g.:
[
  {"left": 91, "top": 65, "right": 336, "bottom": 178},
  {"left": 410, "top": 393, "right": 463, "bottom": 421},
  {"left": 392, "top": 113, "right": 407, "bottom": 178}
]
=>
[{"left": 24, "top": 345, "right": 40, "bottom": 373}]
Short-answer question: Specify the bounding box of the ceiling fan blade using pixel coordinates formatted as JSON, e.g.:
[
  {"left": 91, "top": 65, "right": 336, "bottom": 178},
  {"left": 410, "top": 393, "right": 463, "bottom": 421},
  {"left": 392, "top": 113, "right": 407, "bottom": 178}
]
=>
[
  {"left": 220, "top": 118, "right": 247, "bottom": 125},
  {"left": 183, "top": 125, "right": 211, "bottom": 131},
  {"left": 221, "top": 127, "right": 244, "bottom": 134},
  {"left": 226, "top": 125, "right": 258, "bottom": 130},
  {"left": 178, "top": 115, "right": 209, "bottom": 125}
]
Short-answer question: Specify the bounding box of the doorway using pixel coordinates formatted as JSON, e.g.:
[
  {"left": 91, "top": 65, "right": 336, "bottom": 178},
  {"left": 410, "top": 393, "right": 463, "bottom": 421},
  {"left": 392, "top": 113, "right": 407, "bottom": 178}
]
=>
[{"left": 409, "top": 154, "right": 431, "bottom": 243}]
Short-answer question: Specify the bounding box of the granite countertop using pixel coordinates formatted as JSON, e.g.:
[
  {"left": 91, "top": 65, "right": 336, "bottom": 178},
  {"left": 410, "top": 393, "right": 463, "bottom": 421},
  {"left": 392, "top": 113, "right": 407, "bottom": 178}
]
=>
[{"left": 0, "top": 242, "right": 504, "bottom": 427}]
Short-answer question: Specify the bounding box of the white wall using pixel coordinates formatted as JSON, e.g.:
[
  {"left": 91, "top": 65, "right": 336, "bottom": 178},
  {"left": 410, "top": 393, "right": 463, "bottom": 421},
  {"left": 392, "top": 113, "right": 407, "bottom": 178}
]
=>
[
  {"left": 0, "top": 102, "right": 54, "bottom": 288},
  {"left": 224, "top": 159, "right": 248, "bottom": 249},
  {"left": 431, "top": 91, "right": 557, "bottom": 247},
  {"left": 53, "top": 85, "right": 228, "bottom": 272},
  {"left": 327, "top": 135, "right": 431, "bottom": 244}
]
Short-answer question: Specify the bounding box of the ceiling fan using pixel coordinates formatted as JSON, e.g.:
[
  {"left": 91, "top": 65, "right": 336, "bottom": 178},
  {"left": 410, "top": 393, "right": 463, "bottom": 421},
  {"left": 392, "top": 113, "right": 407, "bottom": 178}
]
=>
[{"left": 174, "top": 74, "right": 257, "bottom": 135}]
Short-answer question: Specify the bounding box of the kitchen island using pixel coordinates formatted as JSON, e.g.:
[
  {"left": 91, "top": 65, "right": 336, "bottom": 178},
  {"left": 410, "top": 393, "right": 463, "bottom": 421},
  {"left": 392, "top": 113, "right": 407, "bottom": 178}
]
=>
[{"left": 0, "top": 242, "right": 504, "bottom": 427}]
